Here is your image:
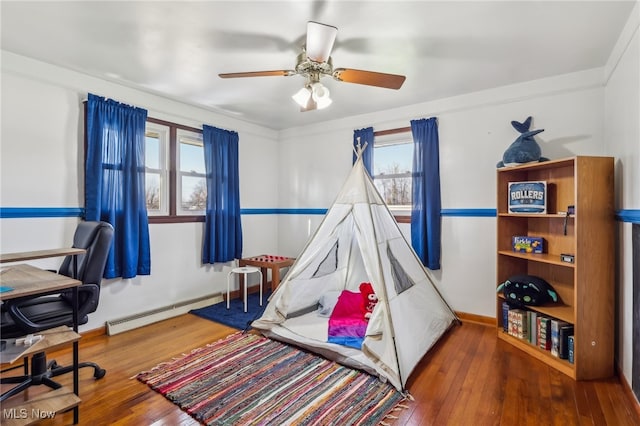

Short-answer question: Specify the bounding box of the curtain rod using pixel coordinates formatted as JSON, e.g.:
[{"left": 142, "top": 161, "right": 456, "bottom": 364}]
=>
[{"left": 374, "top": 126, "right": 411, "bottom": 137}]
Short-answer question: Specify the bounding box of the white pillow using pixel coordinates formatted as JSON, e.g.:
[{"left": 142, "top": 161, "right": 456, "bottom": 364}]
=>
[{"left": 317, "top": 291, "right": 342, "bottom": 317}]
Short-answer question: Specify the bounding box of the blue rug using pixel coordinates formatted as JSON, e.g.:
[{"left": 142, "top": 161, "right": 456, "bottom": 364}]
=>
[{"left": 189, "top": 291, "right": 270, "bottom": 330}]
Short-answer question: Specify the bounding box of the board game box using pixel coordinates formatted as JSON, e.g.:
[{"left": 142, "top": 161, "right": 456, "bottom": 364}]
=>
[
  {"left": 512, "top": 236, "right": 544, "bottom": 254},
  {"left": 508, "top": 181, "right": 547, "bottom": 213}
]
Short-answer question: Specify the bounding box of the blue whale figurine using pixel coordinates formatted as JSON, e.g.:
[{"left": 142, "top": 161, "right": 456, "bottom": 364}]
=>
[{"left": 497, "top": 117, "right": 549, "bottom": 168}]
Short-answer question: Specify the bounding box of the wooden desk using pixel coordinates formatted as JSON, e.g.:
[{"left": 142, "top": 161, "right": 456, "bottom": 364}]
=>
[
  {"left": 0, "top": 248, "right": 86, "bottom": 264},
  {"left": 239, "top": 255, "right": 295, "bottom": 293},
  {"left": 0, "top": 264, "right": 81, "bottom": 299},
  {"left": 1, "top": 250, "right": 84, "bottom": 425}
]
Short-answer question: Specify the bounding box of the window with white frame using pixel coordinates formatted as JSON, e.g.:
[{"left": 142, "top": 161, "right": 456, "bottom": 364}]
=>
[
  {"left": 145, "top": 123, "right": 169, "bottom": 216},
  {"left": 373, "top": 133, "right": 413, "bottom": 213},
  {"left": 177, "top": 129, "right": 206, "bottom": 215}
]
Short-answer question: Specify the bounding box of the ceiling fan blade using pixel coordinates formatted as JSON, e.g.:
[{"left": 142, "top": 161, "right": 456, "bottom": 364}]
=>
[
  {"left": 333, "top": 68, "right": 406, "bottom": 90},
  {"left": 219, "top": 70, "right": 295, "bottom": 78},
  {"left": 306, "top": 21, "right": 338, "bottom": 63}
]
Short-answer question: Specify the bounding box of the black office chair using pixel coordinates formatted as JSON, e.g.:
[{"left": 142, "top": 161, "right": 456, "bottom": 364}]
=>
[{"left": 0, "top": 221, "right": 114, "bottom": 401}]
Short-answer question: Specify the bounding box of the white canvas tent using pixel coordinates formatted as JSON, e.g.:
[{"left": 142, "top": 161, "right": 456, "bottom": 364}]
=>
[{"left": 252, "top": 148, "right": 458, "bottom": 391}]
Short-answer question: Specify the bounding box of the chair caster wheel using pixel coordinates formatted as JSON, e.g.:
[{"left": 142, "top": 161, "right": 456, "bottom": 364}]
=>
[{"left": 94, "top": 368, "right": 106, "bottom": 379}]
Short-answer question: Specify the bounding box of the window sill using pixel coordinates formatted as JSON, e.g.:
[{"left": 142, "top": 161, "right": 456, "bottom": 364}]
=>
[
  {"left": 149, "top": 215, "right": 205, "bottom": 224},
  {"left": 394, "top": 215, "right": 410, "bottom": 224}
]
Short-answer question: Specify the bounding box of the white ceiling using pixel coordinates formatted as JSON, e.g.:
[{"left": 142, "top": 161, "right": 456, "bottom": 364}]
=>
[{"left": 1, "top": 1, "right": 635, "bottom": 131}]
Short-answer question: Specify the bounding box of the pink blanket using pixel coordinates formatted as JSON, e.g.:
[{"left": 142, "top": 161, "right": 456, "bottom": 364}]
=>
[{"left": 327, "top": 290, "right": 367, "bottom": 349}]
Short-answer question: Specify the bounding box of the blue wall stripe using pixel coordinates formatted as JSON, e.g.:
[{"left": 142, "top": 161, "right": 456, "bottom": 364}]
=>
[
  {"left": 441, "top": 208, "right": 496, "bottom": 217},
  {"left": 616, "top": 209, "right": 640, "bottom": 223},
  {"left": 2, "top": 207, "right": 639, "bottom": 222},
  {"left": 240, "top": 208, "right": 328, "bottom": 215},
  {"left": 242, "top": 208, "right": 497, "bottom": 217},
  {"left": 0, "top": 207, "right": 85, "bottom": 218}
]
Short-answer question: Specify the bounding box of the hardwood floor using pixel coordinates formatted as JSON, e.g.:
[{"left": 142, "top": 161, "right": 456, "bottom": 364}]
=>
[{"left": 2, "top": 315, "right": 638, "bottom": 425}]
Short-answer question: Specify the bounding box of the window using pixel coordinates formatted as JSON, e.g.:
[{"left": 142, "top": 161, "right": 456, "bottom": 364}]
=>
[
  {"left": 145, "top": 118, "right": 205, "bottom": 223},
  {"left": 145, "top": 123, "right": 169, "bottom": 215},
  {"left": 177, "top": 129, "right": 206, "bottom": 214},
  {"left": 373, "top": 133, "right": 413, "bottom": 214}
]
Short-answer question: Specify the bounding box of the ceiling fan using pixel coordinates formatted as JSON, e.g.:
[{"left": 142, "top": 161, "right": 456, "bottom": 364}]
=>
[{"left": 219, "top": 21, "right": 406, "bottom": 112}]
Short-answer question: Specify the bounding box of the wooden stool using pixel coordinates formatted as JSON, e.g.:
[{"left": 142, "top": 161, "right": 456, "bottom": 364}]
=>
[{"left": 227, "top": 266, "right": 263, "bottom": 313}]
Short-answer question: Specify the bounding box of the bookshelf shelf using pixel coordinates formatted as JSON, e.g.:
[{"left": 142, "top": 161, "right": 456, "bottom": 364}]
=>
[
  {"left": 497, "top": 331, "right": 575, "bottom": 377},
  {"left": 497, "top": 251, "right": 576, "bottom": 267},
  {"left": 497, "top": 294, "right": 574, "bottom": 323},
  {"left": 497, "top": 213, "right": 575, "bottom": 219},
  {"left": 495, "top": 156, "right": 615, "bottom": 380}
]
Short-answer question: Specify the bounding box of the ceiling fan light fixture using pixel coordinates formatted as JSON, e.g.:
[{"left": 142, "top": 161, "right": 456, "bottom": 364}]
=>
[
  {"left": 300, "top": 97, "right": 318, "bottom": 112},
  {"left": 292, "top": 86, "right": 312, "bottom": 108},
  {"left": 311, "top": 82, "right": 329, "bottom": 100},
  {"left": 292, "top": 83, "right": 331, "bottom": 110},
  {"left": 316, "top": 96, "right": 332, "bottom": 110},
  {"left": 311, "top": 82, "right": 331, "bottom": 109}
]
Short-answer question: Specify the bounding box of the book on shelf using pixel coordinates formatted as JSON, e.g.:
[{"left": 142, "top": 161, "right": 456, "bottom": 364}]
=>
[
  {"left": 529, "top": 311, "right": 538, "bottom": 345},
  {"left": 551, "top": 319, "right": 569, "bottom": 357},
  {"left": 502, "top": 301, "right": 509, "bottom": 332},
  {"left": 508, "top": 309, "right": 517, "bottom": 337},
  {"left": 519, "top": 310, "right": 528, "bottom": 340},
  {"left": 568, "top": 335, "right": 575, "bottom": 364},
  {"left": 538, "top": 316, "right": 551, "bottom": 350},
  {"left": 512, "top": 309, "right": 527, "bottom": 340},
  {"left": 559, "top": 324, "right": 574, "bottom": 360}
]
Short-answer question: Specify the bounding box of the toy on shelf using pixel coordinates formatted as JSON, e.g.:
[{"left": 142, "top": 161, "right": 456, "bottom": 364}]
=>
[
  {"left": 496, "top": 274, "right": 558, "bottom": 308},
  {"left": 497, "top": 116, "right": 549, "bottom": 168}
]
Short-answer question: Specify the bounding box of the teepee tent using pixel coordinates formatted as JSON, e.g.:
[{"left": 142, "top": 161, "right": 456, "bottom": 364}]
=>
[{"left": 252, "top": 146, "right": 458, "bottom": 391}]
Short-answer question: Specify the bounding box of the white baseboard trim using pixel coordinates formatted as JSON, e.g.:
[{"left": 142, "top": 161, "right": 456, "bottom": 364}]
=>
[{"left": 106, "top": 294, "right": 223, "bottom": 335}]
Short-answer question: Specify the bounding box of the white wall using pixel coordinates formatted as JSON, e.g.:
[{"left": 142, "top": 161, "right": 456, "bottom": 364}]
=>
[
  {"left": 604, "top": 1, "right": 640, "bottom": 396},
  {"left": 0, "top": 52, "right": 280, "bottom": 330},
  {"left": 277, "top": 69, "right": 608, "bottom": 318}
]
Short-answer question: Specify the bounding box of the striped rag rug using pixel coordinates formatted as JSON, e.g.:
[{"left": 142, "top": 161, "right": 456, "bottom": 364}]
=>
[{"left": 136, "top": 332, "right": 405, "bottom": 425}]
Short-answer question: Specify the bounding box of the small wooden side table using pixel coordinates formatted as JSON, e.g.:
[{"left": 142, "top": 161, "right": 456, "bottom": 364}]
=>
[{"left": 238, "top": 255, "right": 295, "bottom": 293}]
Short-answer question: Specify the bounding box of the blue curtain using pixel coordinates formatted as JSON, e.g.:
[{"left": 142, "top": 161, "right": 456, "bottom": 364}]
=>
[
  {"left": 410, "top": 117, "right": 442, "bottom": 270},
  {"left": 85, "top": 93, "right": 151, "bottom": 279},
  {"left": 202, "top": 125, "right": 243, "bottom": 264},
  {"left": 353, "top": 127, "right": 374, "bottom": 175}
]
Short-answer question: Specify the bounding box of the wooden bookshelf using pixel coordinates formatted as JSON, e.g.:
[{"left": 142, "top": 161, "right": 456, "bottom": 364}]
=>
[{"left": 496, "top": 156, "right": 615, "bottom": 380}]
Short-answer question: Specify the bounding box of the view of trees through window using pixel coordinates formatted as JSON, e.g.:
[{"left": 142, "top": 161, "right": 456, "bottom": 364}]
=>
[
  {"left": 373, "top": 140, "right": 413, "bottom": 208},
  {"left": 146, "top": 175, "right": 161, "bottom": 210},
  {"left": 145, "top": 129, "right": 164, "bottom": 213},
  {"left": 178, "top": 133, "right": 206, "bottom": 213},
  {"left": 183, "top": 179, "right": 206, "bottom": 211}
]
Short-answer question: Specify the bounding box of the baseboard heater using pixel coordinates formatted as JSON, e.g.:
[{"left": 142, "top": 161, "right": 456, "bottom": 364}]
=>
[{"left": 106, "top": 293, "right": 223, "bottom": 335}]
